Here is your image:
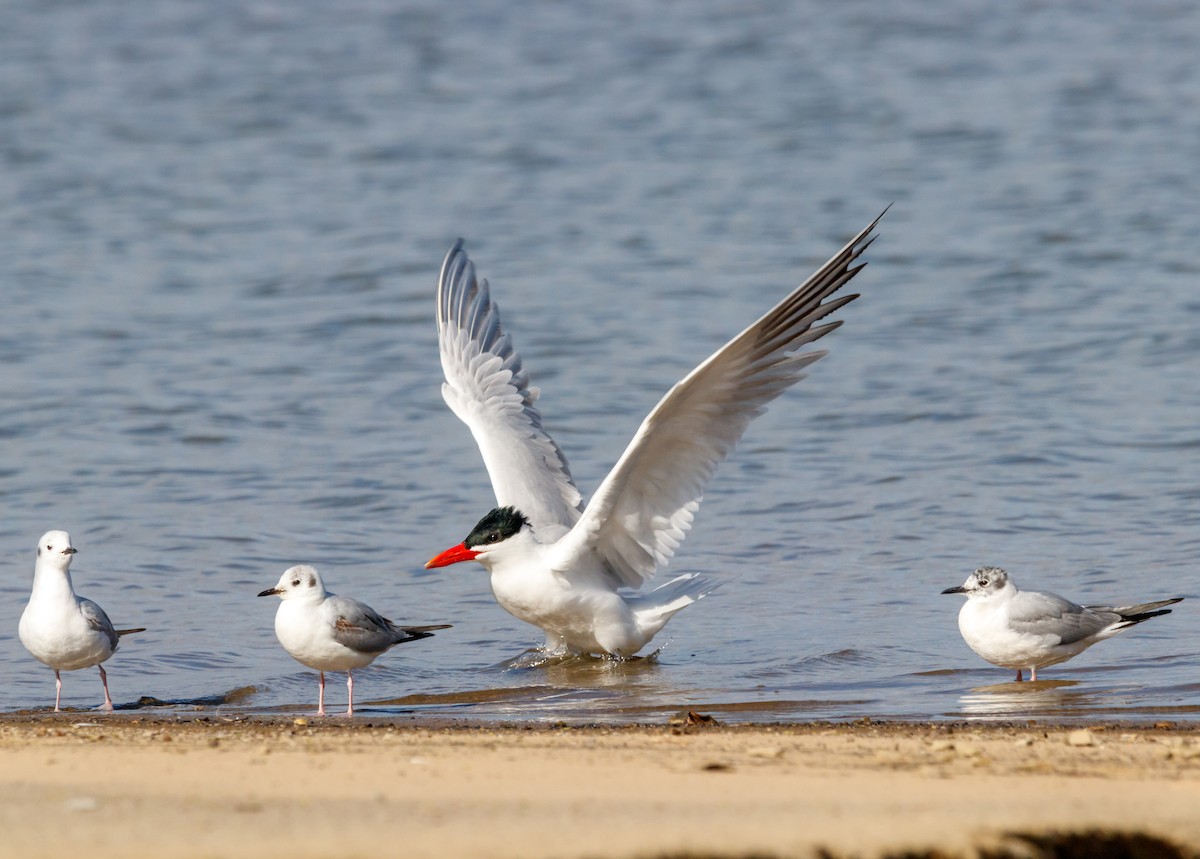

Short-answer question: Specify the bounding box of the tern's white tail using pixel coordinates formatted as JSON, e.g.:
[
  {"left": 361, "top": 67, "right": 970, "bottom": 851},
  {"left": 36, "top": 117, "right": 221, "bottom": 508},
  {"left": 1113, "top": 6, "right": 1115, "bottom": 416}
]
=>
[{"left": 627, "top": 573, "right": 718, "bottom": 637}]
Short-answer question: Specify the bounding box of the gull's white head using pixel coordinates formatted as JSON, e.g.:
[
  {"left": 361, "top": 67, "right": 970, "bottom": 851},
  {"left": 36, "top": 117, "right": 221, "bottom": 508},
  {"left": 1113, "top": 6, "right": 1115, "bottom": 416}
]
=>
[
  {"left": 425, "top": 506, "right": 532, "bottom": 571},
  {"left": 36, "top": 530, "right": 77, "bottom": 570},
  {"left": 942, "top": 566, "right": 1011, "bottom": 599},
  {"left": 257, "top": 564, "right": 327, "bottom": 601}
]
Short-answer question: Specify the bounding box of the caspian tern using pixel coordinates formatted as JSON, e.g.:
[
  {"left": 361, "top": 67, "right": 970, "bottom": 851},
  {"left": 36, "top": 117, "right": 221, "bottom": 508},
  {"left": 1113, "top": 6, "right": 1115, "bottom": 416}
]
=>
[
  {"left": 426, "top": 212, "right": 884, "bottom": 657},
  {"left": 942, "top": 566, "right": 1182, "bottom": 681},
  {"left": 258, "top": 565, "right": 450, "bottom": 716},
  {"left": 18, "top": 530, "right": 145, "bottom": 711}
]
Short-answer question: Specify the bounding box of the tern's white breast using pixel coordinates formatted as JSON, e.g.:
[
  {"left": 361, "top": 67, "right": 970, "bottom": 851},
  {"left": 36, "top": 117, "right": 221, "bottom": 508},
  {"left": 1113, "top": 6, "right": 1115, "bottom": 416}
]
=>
[{"left": 488, "top": 553, "right": 641, "bottom": 654}]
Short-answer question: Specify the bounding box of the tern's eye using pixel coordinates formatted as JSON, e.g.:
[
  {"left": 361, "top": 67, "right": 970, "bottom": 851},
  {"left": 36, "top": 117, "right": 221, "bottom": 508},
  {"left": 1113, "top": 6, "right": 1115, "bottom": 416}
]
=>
[
  {"left": 978, "top": 579, "right": 988, "bottom": 587},
  {"left": 488, "top": 532, "right": 501, "bottom": 543}
]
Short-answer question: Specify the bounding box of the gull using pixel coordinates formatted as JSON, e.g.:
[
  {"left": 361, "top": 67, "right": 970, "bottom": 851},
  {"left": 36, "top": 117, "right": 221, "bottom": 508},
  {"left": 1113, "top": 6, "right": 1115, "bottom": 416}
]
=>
[
  {"left": 18, "top": 530, "right": 145, "bottom": 712},
  {"left": 425, "top": 211, "right": 884, "bottom": 657},
  {"left": 258, "top": 565, "right": 450, "bottom": 716},
  {"left": 942, "top": 566, "right": 1183, "bottom": 681}
]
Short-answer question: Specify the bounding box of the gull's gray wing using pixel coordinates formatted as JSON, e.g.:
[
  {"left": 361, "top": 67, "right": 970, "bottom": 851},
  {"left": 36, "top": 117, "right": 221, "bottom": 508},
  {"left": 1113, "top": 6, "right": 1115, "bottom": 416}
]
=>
[
  {"left": 78, "top": 597, "right": 119, "bottom": 651},
  {"left": 329, "top": 596, "right": 448, "bottom": 655},
  {"left": 1007, "top": 590, "right": 1118, "bottom": 645}
]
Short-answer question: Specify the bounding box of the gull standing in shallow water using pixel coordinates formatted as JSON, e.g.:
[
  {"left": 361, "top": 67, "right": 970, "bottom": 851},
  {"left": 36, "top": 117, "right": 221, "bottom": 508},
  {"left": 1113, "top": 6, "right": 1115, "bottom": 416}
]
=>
[
  {"left": 425, "top": 211, "right": 885, "bottom": 658},
  {"left": 942, "top": 566, "right": 1183, "bottom": 681},
  {"left": 258, "top": 565, "right": 450, "bottom": 716},
  {"left": 18, "top": 530, "right": 145, "bottom": 711}
]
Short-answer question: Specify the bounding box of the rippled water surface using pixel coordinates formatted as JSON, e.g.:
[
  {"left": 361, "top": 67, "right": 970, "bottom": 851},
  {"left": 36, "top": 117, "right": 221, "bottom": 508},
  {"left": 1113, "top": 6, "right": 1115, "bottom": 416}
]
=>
[{"left": 2, "top": 0, "right": 1198, "bottom": 722}]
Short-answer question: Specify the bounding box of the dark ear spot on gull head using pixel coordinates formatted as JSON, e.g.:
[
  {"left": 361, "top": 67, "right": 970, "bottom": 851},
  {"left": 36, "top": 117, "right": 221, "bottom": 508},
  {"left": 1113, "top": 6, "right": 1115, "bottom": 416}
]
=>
[
  {"left": 943, "top": 566, "right": 1009, "bottom": 596},
  {"left": 972, "top": 566, "right": 1008, "bottom": 591}
]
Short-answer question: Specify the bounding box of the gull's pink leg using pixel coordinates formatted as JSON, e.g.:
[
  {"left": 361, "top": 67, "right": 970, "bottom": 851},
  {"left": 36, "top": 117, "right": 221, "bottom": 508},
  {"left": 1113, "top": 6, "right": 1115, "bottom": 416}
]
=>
[
  {"left": 98, "top": 665, "right": 114, "bottom": 711},
  {"left": 1030, "top": 667, "right": 1038, "bottom": 682},
  {"left": 54, "top": 670, "right": 62, "bottom": 713},
  {"left": 316, "top": 671, "right": 326, "bottom": 716},
  {"left": 345, "top": 670, "right": 355, "bottom": 717},
  {"left": 1015, "top": 669, "right": 1023, "bottom": 682}
]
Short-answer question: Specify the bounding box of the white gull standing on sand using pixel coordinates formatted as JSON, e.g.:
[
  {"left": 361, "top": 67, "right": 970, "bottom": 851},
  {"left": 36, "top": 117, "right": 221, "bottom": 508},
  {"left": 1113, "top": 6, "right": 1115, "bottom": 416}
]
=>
[
  {"left": 18, "top": 530, "right": 145, "bottom": 711},
  {"left": 942, "top": 566, "right": 1182, "bottom": 681},
  {"left": 258, "top": 565, "right": 450, "bottom": 716}
]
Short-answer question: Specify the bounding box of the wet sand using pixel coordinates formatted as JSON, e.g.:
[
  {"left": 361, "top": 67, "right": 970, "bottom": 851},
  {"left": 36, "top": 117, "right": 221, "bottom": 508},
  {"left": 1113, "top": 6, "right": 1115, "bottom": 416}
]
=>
[{"left": 1, "top": 715, "right": 1198, "bottom": 859}]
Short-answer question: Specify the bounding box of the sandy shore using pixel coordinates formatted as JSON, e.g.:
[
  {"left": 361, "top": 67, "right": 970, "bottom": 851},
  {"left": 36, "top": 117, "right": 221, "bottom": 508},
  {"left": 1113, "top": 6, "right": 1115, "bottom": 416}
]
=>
[{"left": 1, "top": 715, "right": 1198, "bottom": 859}]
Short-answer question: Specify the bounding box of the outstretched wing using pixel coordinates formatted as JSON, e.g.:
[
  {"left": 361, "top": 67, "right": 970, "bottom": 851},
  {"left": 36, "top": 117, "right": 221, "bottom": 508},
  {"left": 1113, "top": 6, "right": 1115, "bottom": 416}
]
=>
[
  {"left": 436, "top": 241, "right": 583, "bottom": 540},
  {"left": 556, "top": 211, "right": 885, "bottom": 587}
]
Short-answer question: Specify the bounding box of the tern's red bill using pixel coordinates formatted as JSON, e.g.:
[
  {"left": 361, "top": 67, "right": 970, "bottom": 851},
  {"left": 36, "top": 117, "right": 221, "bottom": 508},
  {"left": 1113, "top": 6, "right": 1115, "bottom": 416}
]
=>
[{"left": 425, "top": 542, "right": 480, "bottom": 569}]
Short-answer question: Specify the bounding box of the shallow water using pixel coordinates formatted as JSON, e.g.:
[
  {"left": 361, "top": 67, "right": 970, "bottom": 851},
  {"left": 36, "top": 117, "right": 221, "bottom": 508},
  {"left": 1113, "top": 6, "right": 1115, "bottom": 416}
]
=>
[{"left": 1, "top": 0, "right": 1198, "bottom": 722}]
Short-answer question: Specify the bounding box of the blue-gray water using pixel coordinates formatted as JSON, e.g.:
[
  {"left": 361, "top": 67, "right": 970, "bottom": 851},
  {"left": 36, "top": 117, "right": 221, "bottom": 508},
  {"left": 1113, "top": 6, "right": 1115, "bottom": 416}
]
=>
[{"left": 2, "top": 0, "right": 1198, "bottom": 722}]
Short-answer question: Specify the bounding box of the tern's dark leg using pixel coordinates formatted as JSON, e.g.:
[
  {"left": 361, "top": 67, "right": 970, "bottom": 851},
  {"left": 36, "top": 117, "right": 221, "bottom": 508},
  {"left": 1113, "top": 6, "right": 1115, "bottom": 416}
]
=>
[{"left": 1015, "top": 669, "right": 1023, "bottom": 682}]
